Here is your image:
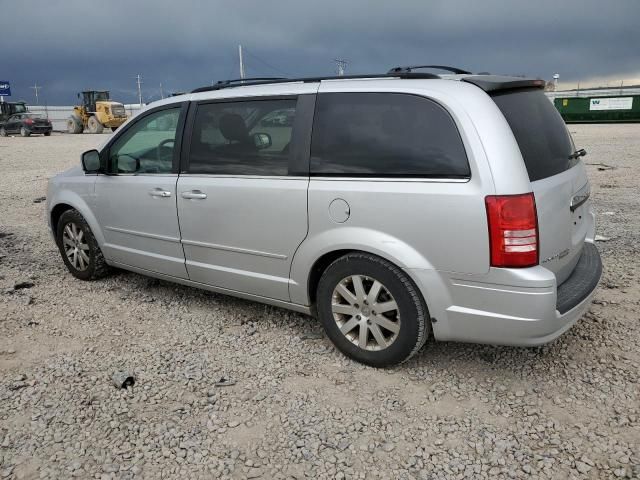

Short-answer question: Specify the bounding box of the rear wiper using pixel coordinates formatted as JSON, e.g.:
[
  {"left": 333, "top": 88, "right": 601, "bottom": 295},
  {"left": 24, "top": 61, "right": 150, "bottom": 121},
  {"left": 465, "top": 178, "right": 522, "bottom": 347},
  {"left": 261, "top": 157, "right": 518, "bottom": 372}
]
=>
[{"left": 569, "top": 148, "right": 587, "bottom": 160}]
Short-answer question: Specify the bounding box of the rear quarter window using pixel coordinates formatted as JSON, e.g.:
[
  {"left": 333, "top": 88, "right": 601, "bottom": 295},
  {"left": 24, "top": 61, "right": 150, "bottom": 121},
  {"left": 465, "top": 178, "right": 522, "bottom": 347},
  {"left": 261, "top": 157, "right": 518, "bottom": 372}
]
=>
[
  {"left": 310, "top": 92, "right": 470, "bottom": 178},
  {"left": 491, "top": 89, "right": 575, "bottom": 182}
]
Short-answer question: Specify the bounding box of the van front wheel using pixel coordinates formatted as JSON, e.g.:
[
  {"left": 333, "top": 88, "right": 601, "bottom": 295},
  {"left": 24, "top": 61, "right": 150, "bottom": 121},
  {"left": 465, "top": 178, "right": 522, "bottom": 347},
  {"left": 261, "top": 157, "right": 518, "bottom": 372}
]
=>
[
  {"left": 316, "top": 253, "right": 430, "bottom": 367},
  {"left": 56, "top": 209, "right": 110, "bottom": 281}
]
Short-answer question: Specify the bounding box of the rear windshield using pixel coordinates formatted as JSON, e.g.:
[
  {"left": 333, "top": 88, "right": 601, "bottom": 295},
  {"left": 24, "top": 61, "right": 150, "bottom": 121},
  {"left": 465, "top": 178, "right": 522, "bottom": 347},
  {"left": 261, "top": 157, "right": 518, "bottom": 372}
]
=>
[{"left": 491, "top": 88, "right": 575, "bottom": 182}]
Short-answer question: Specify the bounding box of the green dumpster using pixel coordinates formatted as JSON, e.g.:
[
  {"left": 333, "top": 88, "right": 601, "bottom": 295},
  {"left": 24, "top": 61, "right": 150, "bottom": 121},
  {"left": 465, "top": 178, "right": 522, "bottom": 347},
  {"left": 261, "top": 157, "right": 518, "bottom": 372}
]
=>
[{"left": 553, "top": 96, "right": 640, "bottom": 123}]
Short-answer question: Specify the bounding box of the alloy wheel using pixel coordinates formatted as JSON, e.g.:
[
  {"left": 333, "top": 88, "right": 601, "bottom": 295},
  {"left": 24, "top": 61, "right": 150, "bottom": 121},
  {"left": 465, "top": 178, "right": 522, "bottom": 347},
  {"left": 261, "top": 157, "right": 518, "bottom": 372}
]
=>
[
  {"left": 331, "top": 275, "right": 401, "bottom": 351},
  {"left": 62, "top": 222, "right": 90, "bottom": 271}
]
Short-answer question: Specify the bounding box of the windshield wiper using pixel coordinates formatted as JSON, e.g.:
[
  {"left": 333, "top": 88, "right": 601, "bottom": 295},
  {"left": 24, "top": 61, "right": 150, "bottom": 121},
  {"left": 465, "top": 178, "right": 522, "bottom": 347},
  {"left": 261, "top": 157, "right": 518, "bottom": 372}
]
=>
[{"left": 569, "top": 148, "right": 587, "bottom": 160}]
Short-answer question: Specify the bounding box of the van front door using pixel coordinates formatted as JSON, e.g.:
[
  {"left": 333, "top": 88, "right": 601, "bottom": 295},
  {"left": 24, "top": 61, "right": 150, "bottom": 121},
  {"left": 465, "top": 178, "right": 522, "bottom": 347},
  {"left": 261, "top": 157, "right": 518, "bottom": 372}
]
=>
[{"left": 95, "top": 105, "right": 188, "bottom": 278}]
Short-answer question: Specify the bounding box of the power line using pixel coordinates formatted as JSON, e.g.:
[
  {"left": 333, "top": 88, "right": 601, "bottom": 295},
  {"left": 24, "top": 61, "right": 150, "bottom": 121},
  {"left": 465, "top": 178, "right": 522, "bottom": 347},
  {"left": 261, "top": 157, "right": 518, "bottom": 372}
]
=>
[
  {"left": 242, "top": 47, "right": 291, "bottom": 77},
  {"left": 212, "top": 46, "right": 289, "bottom": 86},
  {"left": 220, "top": 48, "right": 239, "bottom": 82}
]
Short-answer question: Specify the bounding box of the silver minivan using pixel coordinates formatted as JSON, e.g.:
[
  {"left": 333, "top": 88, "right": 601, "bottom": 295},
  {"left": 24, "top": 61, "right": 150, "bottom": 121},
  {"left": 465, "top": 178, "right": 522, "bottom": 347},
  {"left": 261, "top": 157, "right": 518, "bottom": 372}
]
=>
[{"left": 47, "top": 66, "right": 602, "bottom": 366}]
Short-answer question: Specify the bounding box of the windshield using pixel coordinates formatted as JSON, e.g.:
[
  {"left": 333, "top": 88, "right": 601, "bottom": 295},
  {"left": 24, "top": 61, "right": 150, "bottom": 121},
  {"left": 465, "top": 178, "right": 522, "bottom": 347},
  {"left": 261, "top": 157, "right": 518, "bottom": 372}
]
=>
[
  {"left": 491, "top": 88, "right": 576, "bottom": 181},
  {"left": 95, "top": 92, "right": 109, "bottom": 101},
  {"left": 13, "top": 104, "right": 27, "bottom": 114}
]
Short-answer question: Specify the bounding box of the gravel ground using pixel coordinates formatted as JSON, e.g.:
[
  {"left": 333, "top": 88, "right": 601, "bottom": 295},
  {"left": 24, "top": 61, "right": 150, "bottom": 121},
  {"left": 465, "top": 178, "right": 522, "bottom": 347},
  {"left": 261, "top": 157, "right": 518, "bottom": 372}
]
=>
[{"left": 0, "top": 126, "right": 638, "bottom": 480}]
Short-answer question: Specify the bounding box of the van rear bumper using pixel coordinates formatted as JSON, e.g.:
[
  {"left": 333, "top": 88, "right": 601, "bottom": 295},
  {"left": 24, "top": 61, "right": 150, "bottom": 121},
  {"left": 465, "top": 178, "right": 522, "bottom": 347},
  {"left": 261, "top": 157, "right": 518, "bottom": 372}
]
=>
[
  {"left": 556, "top": 243, "right": 602, "bottom": 314},
  {"left": 411, "top": 242, "right": 602, "bottom": 346}
]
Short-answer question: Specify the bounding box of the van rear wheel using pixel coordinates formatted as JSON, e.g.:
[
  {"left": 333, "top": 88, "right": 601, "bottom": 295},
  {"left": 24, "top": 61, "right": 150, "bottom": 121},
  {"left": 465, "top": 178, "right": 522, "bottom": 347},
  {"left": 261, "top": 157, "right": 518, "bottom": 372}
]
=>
[{"left": 316, "top": 253, "right": 430, "bottom": 367}]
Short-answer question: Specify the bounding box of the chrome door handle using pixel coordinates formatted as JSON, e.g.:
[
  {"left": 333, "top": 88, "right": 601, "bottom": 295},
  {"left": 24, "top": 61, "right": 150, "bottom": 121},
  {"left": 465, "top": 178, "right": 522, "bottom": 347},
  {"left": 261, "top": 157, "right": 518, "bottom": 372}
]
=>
[
  {"left": 181, "top": 190, "right": 207, "bottom": 200},
  {"left": 149, "top": 188, "right": 172, "bottom": 198}
]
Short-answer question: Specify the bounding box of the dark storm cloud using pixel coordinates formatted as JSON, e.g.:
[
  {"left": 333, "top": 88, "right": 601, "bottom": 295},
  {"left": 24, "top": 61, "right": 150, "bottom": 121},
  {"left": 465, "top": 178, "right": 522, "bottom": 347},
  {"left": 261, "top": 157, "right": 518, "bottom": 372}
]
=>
[{"left": 1, "top": 0, "right": 639, "bottom": 104}]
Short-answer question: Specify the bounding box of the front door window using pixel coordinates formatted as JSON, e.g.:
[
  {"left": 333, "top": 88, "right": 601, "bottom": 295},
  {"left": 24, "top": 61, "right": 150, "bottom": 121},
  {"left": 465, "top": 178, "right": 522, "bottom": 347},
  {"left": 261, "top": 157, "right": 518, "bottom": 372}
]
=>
[{"left": 108, "top": 108, "right": 181, "bottom": 174}]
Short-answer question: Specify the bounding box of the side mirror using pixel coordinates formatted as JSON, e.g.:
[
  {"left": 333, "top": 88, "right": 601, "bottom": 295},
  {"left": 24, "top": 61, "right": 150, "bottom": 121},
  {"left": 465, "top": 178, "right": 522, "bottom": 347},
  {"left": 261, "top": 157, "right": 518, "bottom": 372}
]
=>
[
  {"left": 252, "top": 132, "right": 272, "bottom": 150},
  {"left": 81, "top": 149, "right": 101, "bottom": 173}
]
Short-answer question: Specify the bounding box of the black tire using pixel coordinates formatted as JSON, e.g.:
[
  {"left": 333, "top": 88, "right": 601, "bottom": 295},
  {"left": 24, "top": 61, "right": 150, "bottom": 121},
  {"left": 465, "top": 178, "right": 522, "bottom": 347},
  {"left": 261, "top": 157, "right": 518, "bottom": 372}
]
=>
[
  {"left": 67, "top": 116, "right": 83, "bottom": 134},
  {"left": 87, "top": 116, "right": 104, "bottom": 134},
  {"left": 111, "top": 127, "right": 118, "bottom": 132},
  {"left": 20, "top": 127, "right": 30, "bottom": 137},
  {"left": 56, "top": 209, "right": 110, "bottom": 281},
  {"left": 316, "top": 253, "right": 430, "bottom": 367},
  {"left": 0, "top": 127, "right": 6, "bottom": 137},
  {"left": 44, "top": 131, "right": 52, "bottom": 136}
]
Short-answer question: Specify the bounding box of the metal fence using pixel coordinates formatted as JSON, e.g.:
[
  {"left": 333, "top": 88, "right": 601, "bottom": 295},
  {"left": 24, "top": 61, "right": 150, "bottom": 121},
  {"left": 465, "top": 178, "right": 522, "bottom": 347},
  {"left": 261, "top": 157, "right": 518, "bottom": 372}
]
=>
[
  {"left": 26, "top": 104, "right": 144, "bottom": 131},
  {"left": 546, "top": 86, "right": 640, "bottom": 100}
]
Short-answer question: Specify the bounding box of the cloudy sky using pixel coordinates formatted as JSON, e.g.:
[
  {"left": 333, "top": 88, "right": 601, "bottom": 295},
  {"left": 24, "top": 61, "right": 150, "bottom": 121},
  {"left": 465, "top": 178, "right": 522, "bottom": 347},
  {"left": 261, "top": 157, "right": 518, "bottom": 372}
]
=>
[{"left": 2, "top": 0, "right": 639, "bottom": 105}]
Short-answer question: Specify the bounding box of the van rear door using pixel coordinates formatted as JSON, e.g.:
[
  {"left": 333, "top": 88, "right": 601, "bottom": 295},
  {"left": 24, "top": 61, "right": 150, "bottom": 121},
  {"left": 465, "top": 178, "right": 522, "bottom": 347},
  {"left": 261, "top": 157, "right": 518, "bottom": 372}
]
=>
[{"left": 490, "top": 88, "right": 591, "bottom": 284}]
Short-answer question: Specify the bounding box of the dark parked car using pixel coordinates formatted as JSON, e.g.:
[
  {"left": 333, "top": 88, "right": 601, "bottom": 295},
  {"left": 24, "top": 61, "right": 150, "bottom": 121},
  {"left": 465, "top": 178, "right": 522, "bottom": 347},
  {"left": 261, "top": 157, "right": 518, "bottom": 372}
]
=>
[{"left": 0, "top": 113, "right": 52, "bottom": 137}]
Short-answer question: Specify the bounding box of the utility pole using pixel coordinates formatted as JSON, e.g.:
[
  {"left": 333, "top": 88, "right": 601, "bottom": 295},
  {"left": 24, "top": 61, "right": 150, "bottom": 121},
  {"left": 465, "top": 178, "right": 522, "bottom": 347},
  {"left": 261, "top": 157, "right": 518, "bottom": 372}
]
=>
[
  {"left": 136, "top": 74, "right": 143, "bottom": 106},
  {"left": 238, "top": 44, "right": 245, "bottom": 80},
  {"left": 334, "top": 59, "right": 348, "bottom": 76},
  {"left": 159, "top": 82, "right": 164, "bottom": 100},
  {"left": 30, "top": 83, "right": 42, "bottom": 104}
]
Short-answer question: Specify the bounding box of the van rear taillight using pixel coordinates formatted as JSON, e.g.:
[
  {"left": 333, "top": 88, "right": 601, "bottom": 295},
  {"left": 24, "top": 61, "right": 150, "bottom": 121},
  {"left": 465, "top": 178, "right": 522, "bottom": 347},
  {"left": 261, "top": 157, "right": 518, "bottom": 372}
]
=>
[{"left": 485, "top": 193, "right": 538, "bottom": 268}]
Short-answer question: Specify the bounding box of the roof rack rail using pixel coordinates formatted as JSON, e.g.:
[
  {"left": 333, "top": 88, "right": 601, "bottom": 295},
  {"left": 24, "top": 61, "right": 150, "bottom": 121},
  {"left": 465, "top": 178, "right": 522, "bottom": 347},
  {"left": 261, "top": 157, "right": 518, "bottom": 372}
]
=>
[
  {"left": 192, "top": 77, "right": 287, "bottom": 93},
  {"left": 388, "top": 65, "right": 472, "bottom": 75},
  {"left": 191, "top": 72, "right": 440, "bottom": 94}
]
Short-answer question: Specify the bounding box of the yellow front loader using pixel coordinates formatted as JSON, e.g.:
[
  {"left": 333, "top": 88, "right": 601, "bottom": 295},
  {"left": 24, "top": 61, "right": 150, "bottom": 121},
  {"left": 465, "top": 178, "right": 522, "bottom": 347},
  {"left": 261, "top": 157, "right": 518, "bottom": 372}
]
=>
[{"left": 67, "top": 91, "right": 128, "bottom": 134}]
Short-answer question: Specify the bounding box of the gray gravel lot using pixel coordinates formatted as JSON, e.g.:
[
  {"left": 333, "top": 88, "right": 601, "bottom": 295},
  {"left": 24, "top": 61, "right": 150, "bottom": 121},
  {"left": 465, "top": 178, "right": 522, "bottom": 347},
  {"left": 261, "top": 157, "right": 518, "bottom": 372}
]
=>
[{"left": 0, "top": 126, "right": 639, "bottom": 479}]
